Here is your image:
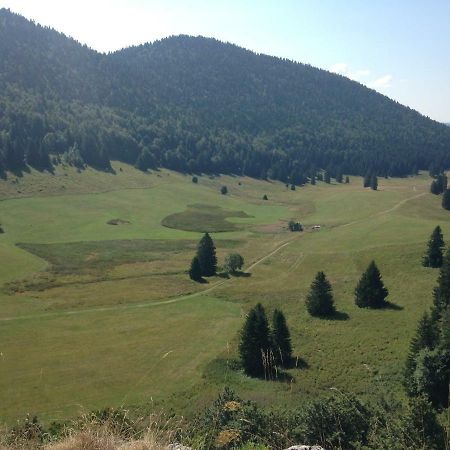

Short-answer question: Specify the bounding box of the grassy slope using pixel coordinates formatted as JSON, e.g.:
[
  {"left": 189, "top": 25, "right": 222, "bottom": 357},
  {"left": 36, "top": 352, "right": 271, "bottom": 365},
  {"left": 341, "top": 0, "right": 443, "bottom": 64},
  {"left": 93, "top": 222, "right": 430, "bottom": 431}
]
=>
[{"left": 0, "top": 163, "right": 447, "bottom": 424}]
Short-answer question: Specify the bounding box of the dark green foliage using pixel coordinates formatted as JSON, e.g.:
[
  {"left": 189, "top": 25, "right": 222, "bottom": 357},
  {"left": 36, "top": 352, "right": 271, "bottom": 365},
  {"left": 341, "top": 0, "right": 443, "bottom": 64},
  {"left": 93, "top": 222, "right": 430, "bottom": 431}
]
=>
[
  {"left": 189, "top": 256, "right": 202, "bottom": 282},
  {"left": 422, "top": 225, "right": 445, "bottom": 268},
  {"left": 239, "top": 304, "right": 271, "bottom": 377},
  {"left": 363, "top": 173, "right": 371, "bottom": 187},
  {"left": 404, "top": 312, "right": 439, "bottom": 396},
  {"left": 223, "top": 253, "right": 244, "bottom": 274},
  {"left": 271, "top": 309, "right": 293, "bottom": 367},
  {"left": 345, "top": 175, "right": 350, "bottom": 183},
  {"left": 317, "top": 173, "right": 323, "bottom": 182},
  {"left": 335, "top": 169, "right": 343, "bottom": 183},
  {"left": 2, "top": 9, "right": 450, "bottom": 178},
  {"left": 262, "top": 194, "right": 268, "bottom": 200},
  {"left": 192, "top": 176, "right": 198, "bottom": 183},
  {"left": 310, "top": 174, "right": 316, "bottom": 185},
  {"left": 196, "top": 233, "right": 217, "bottom": 276},
  {"left": 324, "top": 171, "right": 331, "bottom": 184},
  {"left": 355, "top": 261, "right": 389, "bottom": 308},
  {"left": 431, "top": 173, "right": 447, "bottom": 194},
  {"left": 370, "top": 174, "right": 378, "bottom": 190},
  {"left": 290, "top": 183, "right": 296, "bottom": 191},
  {"left": 220, "top": 185, "right": 228, "bottom": 195},
  {"left": 432, "top": 248, "right": 450, "bottom": 320},
  {"left": 288, "top": 220, "right": 303, "bottom": 232},
  {"left": 0, "top": 225, "right": 4, "bottom": 233},
  {"left": 305, "top": 271, "right": 336, "bottom": 317},
  {"left": 295, "top": 394, "right": 371, "bottom": 449},
  {"left": 442, "top": 188, "right": 450, "bottom": 210}
]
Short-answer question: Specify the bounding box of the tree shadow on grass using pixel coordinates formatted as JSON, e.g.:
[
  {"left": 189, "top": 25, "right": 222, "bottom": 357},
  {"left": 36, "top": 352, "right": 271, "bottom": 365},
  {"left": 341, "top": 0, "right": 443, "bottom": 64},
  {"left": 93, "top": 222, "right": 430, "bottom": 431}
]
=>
[
  {"left": 320, "top": 310, "right": 350, "bottom": 321},
  {"left": 383, "top": 301, "right": 403, "bottom": 311},
  {"left": 230, "top": 271, "right": 251, "bottom": 278}
]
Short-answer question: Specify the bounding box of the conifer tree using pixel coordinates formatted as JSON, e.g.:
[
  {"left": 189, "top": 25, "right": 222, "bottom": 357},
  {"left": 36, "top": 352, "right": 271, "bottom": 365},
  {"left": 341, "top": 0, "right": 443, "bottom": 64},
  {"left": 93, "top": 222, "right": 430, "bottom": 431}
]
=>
[
  {"left": 324, "top": 171, "right": 331, "bottom": 184},
  {"left": 345, "top": 176, "right": 350, "bottom": 184},
  {"left": 370, "top": 175, "right": 378, "bottom": 191},
  {"left": 442, "top": 188, "right": 450, "bottom": 210},
  {"left": 310, "top": 174, "right": 316, "bottom": 185},
  {"left": 431, "top": 248, "right": 450, "bottom": 321},
  {"left": 363, "top": 173, "right": 371, "bottom": 187},
  {"left": 354, "top": 261, "right": 389, "bottom": 308},
  {"left": 189, "top": 256, "right": 202, "bottom": 281},
  {"left": 271, "top": 309, "right": 293, "bottom": 367},
  {"left": 430, "top": 179, "right": 440, "bottom": 195},
  {"left": 422, "top": 226, "right": 445, "bottom": 268},
  {"left": 197, "top": 232, "right": 217, "bottom": 276},
  {"left": 305, "top": 271, "right": 336, "bottom": 317},
  {"left": 239, "top": 303, "right": 271, "bottom": 377}
]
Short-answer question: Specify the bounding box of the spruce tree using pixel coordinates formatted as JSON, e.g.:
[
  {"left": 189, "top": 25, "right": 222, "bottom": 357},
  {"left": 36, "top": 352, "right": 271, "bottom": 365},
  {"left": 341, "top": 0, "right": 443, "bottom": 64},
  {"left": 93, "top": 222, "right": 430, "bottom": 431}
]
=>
[
  {"left": 363, "top": 173, "right": 371, "bottom": 188},
  {"left": 370, "top": 175, "right": 378, "bottom": 191},
  {"left": 239, "top": 303, "right": 271, "bottom": 377},
  {"left": 189, "top": 256, "right": 202, "bottom": 281},
  {"left": 430, "top": 179, "right": 440, "bottom": 195},
  {"left": 197, "top": 232, "right": 217, "bottom": 276},
  {"left": 431, "top": 248, "right": 450, "bottom": 321},
  {"left": 442, "top": 188, "right": 450, "bottom": 210},
  {"left": 345, "top": 176, "right": 350, "bottom": 184},
  {"left": 422, "top": 226, "right": 445, "bottom": 268},
  {"left": 324, "top": 171, "right": 331, "bottom": 184},
  {"left": 271, "top": 309, "right": 293, "bottom": 367},
  {"left": 305, "top": 271, "right": 336, "bottom": 317},
  {"left": 354, "top": 261, "right": 389, "bottom": 308}
]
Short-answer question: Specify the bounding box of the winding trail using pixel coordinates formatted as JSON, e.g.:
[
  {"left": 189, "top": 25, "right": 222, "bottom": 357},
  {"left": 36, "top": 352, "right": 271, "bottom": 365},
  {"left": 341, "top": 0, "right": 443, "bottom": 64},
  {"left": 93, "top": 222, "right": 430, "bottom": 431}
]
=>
[{"left": 0, "top": 190, "right": 425, "bottom": 323}]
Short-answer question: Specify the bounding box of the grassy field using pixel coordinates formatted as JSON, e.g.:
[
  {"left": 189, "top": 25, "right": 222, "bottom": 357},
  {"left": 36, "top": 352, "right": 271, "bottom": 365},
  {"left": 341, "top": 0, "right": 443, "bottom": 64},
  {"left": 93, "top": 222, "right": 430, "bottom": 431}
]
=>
[{"left": 0, "top": 163, "right": 448, "bottom": 424}]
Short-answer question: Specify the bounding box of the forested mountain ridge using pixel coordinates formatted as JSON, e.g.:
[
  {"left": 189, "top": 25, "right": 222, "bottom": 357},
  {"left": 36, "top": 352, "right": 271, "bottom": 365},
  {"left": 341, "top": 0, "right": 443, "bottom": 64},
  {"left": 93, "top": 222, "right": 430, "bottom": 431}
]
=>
[{"left": 1, "top": 8, "right": 450, "bottom": 180}]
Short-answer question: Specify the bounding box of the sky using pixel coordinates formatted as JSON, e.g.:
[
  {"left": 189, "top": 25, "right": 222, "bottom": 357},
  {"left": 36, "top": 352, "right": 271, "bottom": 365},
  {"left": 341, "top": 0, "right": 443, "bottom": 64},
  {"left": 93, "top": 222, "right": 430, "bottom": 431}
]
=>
[{"left": 1, "top": 0, "right": 449, "bottom": 123}]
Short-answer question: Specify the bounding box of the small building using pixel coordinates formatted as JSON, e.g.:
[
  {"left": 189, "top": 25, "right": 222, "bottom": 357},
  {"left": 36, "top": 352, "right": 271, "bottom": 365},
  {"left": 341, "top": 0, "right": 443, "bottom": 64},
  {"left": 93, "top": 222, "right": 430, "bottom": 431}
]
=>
[{"left": 312, "top": 225, "right": 321, "bottom": 230}]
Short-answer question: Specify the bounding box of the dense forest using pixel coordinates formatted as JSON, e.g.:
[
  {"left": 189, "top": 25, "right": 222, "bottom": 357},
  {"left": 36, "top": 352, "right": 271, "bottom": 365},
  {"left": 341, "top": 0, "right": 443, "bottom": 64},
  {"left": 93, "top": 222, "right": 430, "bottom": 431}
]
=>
[{"left": 1, "top": 8, "right": 450, "bottom": 180}]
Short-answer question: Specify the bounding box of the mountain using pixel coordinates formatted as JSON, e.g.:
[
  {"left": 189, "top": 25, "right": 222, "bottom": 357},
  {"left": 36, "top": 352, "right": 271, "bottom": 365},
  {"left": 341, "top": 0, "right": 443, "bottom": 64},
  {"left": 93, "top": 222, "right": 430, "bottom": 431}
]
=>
[{"left": 1, "top": 8, "right": 450, "bottom": 180}]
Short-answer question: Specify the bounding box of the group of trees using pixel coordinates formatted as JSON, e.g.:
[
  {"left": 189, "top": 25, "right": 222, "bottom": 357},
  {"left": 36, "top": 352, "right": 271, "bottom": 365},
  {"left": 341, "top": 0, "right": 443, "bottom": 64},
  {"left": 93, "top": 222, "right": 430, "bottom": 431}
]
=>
[
  {"left": 404, "top": 249, "right": 450, "bottom": 409},
  {"left": 2, "top": 9, "right": 450, "bottom": 180},
  {"left": 428, "top": 172, "right": 450, "bottom": 210},
  {"left": 239, "top": 303, "right": 293, "bottom": 377},
  {"left": 189, "top": 233, "right": 245, "bottom": 281},
  {"left": 305, "top": 261, "right": 389, "bottom": 317},
  {"left": 189, "top": 233, "right": 217, "bottom": 281}
]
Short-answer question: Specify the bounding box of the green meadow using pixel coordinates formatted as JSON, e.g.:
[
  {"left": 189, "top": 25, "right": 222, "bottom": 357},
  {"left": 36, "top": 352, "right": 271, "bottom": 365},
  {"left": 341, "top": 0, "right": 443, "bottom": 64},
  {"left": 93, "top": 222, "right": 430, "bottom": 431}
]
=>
[{"left": 0, "top": 163, "right": 447, "bottom": 424}]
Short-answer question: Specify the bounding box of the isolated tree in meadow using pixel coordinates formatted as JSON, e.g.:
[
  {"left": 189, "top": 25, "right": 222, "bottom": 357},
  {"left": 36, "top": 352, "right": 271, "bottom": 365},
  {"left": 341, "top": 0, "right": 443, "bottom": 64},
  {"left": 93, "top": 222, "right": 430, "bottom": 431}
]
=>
[
  {"left": 189, "top": 256, "right": 202, "bottom": 282},
  {"left": 192, "top": 176, "right": 198, "bottom": 183},
  {"left": 422, "top": 226, "right": 445, "bottom": 268},
  {"left": 224, "top": 253, "right": 244, "bottom": 274},
  {"left": 221, "top": 185, "right": 228, "bottom": 195},
  {"left": 271, "top": 309, "right": 293, "bottom": 367},
  {"left": 370, "top": 175, "right": 378, "bottom": 191},
  {"left": 442, "top": 189, "right": 450, "bottom": 210},
  {"left": 306, "top": 271, "right": 336, "bottom": 317},
  {"left": 263, "top": 194, "right": 268, "bottom": 200},
  {"left": 354, "top": 261, "right": 389, "bottom": 308},
  {"left": 197, "top": 232, "right": 217, "bottom": 276},
  {"left": 239, "top": 303, "right": 271, "bottom": 377}
]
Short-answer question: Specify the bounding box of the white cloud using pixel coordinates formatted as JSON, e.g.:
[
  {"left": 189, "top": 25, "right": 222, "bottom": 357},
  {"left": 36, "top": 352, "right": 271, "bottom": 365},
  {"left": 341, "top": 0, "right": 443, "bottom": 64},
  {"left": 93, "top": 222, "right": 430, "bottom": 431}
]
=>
[
  {"left": 368, "top": 74, "right": 393, "bottom": 89},
  {"left": 330, "top": 62, "right": 392, "bottom": 90}
]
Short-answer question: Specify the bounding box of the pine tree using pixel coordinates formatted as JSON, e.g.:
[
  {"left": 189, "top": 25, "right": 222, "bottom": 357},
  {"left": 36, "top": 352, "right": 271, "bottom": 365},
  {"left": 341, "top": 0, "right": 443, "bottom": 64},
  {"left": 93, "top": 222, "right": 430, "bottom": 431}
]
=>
[
  {"left": 197, "top": 232, "right": 217, "bottom": 276},
  {"left": 370, "top": 175, "right": 378, "bottom": 191},
  {"left": 345, "top": 176, "right": 350, "bottom": 184},
  {"left": 430, "top": 179, "right": 440, "bottom": 195},
  {"left": 422, "top": 226, "right": 445, "bottom": 268},
  {"left": 431, "top": 248, "right": 450, "bottom": 321},
  {"left": 363, "top": 173, "right": 371, "bottom": 188},
  {"left": 442, "top": 189, "right": 450, "bottom": 210},
  {"left": 189, "top": 256, "right": 202, "bottom": 281},
  {"left": 239, "top": 303, "right": 271, "bottom": 377},
  {"left": 324, "top": 171, "right": 331, "bottom": 184},
  {"left": 355, "top": 261, "right": 389, "bottom": 308},
  {"left": 271, "top": 309, "right": 293, "bottom": 367},
  {"left": 305, "top": 271, "right": 336, "bottom": 317}
]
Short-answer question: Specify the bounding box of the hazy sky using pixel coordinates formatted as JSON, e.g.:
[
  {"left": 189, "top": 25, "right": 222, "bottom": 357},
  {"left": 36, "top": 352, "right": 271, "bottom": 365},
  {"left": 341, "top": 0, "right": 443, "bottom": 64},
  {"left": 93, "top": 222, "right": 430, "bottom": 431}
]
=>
[{"left": 1, "top": 0, "right": 449, "bottom": 122}]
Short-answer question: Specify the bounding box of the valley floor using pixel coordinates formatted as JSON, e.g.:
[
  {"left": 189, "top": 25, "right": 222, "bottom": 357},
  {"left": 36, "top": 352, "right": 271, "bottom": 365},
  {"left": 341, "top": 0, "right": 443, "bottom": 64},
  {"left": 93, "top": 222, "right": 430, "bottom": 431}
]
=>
[{"left": 0, "top": 163, "right": 445, "bottom": 424}]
